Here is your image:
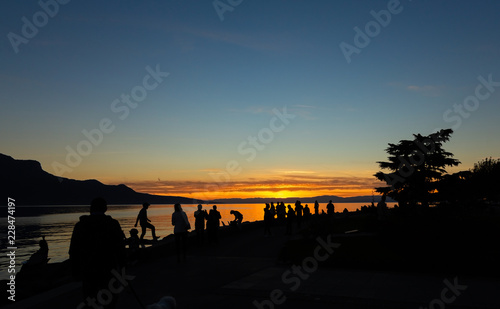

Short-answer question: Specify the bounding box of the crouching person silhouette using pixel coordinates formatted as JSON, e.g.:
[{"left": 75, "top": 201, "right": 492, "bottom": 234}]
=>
[{"left": 69, "top": 197, "right": 127, "bottom": 309}]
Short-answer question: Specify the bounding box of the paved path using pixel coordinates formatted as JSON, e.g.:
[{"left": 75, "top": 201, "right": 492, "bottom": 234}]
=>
[{"left": 4, "top": 223, "right": 500, "bottom": 309}]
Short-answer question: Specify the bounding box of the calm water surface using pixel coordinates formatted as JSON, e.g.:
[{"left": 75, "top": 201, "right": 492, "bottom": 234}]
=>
[{"left": 0, "top": 202, "right": 392, "bottom": 279}]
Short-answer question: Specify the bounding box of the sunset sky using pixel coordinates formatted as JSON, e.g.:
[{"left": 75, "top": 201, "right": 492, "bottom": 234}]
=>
[{"left": 1, "top": 1, "right": 499, "bottom": 200}]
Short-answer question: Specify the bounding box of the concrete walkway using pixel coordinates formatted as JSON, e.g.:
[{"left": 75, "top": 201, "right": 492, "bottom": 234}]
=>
[{"left": 5, "top": 223, "right": 500, "bottom": 309}]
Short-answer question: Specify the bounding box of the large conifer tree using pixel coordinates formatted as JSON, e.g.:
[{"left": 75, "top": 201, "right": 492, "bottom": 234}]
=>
[{"left": 374, "top": 129, "right": 460, "bottom": 207}]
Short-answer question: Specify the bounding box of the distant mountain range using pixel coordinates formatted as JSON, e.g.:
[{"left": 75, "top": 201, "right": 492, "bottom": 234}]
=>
[
  {"left": 210, "top": 195, "right": 393, "bottom": 205},
  {"left": 0, "top": 154, "right": 202, "bottom": 206},
  {"left": 0, "top": 153, "right": 390, "bottom": 206}
]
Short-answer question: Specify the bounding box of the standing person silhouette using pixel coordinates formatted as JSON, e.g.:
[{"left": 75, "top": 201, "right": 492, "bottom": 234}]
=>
[
  {"left": 277, "top": 202, "right": 286, "bottom": 224},
  {"left": 285, "top": 205, "right": 295, "bottom": 235},
  {"left": 263, "top": 203, "right": 273, "bottom": 237},
  {"left": 295, "top": 200, "right": 303, "bottom": 229},
  {"left": 135, "top": 202, "right": 159, "bottom": 242},
  {"left": 69, "top": 197, "right": 126, "bottom": 309},
  {"left": 270, "top": 202, "right": 276, "bottom": 222},
  {"left": 303, "top": 204, "right": 311, "bottom": 221},
  {"left": 326, "top": 200, "right": 335, "bottom": 215},
  {"left": 172, "top": 203, "right": 190, "bottom": 262},
  {"left": 377, "top": 193, "right": 388, "bottom": 221},
  {"left": 314, "top": 200, "right": 319, "bottom": 216},
  {"left": 194, "top": 204, "right": 208, "bottom": 245},
  {"left": 207, "top": 205, "right": 222, "bottom": 244}
]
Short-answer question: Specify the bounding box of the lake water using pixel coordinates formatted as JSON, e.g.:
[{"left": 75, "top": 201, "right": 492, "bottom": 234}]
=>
[{"left": 0, "top": 202, "right": 392, "bottom": 280}]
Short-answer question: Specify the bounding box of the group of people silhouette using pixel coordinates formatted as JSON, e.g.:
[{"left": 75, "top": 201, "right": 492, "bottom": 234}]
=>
[
  {"left": 264, "top": 200, "right": 335, "bottom": 236},
  {"left": 129, "top": 203, "right": 226, "bottom": 262},
  {"left": 66, "top": 197, "right": 336, "bottom": 308}
]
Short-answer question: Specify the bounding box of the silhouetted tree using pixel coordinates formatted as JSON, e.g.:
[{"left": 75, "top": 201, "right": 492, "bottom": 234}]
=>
[
  {"left": 374, "top": 129, "right": 460, "bottom": 208},
  {"left": 437, "top": 171, "right": 473, "bottom": 205},
  {"left": 471, "top": 157, "right": 500, "bottom": 202}
]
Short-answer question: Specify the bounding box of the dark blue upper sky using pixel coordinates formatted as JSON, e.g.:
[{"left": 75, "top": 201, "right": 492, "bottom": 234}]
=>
[{"left": 1, "top": 0, "right": 499, "bottom": 198}]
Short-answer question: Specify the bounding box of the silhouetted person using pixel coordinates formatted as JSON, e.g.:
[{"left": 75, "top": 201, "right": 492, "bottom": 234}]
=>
[
  {"left": 21, "top": 236, "right": 49, "bottom": 276},
  {"left": 39, "top": 236, "right": 48, "bottom": 255},
  {"left": 263, "top": 203, "right": 273, "bottom": 236},
  {"left": 295, "top": 200, "right": 303, "bottom": 228},
  {"left": 230, "top": 210, "right": 243, "bottom": 228},
  {"left": 207, "top": 205, "right": 221, "bottom": 244},
  {"left": 327, "top": 200, "right": 335, "bottom": 215},
  {"left": 277, "top": 202, "right": 286, "bottom": 224},
  {"left": 303, "top": 204, "right": 311, "bottom": 221},
  {"left": 270, "top": 202, "right": 276, "bottom": 221},
  {"left": 377, "top": 193, "right": 388, "bottom": 220},
  {"left": 172, "top": 203, "right": 190, "bottom": 262},
  {"left": 194, "top": 204, "right": 208, "bottom": 245},
  {"left": 314, "top": 200, "right": 319, "bottom": 216},
  {"left": 69, "top": 197, "right": 125, "bottom": 309},
  {"left": 285, "top": 205, "right": 295, "bottom": 235},
  {"left": 32, "top": 236, "right": 49, "bottom": 264},
  {"left": 126, "top": 228, "right": 141, "bottom": 263},
  {"left": 135, "top": 202, "right": 159, "bottom": 242}
]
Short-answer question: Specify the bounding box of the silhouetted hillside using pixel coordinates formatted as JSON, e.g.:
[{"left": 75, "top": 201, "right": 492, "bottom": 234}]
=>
[{"left": 0, "top": 154, "right": 202, "bottom": 206}]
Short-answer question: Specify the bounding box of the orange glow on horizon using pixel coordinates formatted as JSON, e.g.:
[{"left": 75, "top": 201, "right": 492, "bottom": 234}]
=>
[
  {"left": 150, "top": 188, "right": 376, "bottom": 201},
  {"left": 122, "top": 172, "right": 385, "bottom": 201}
]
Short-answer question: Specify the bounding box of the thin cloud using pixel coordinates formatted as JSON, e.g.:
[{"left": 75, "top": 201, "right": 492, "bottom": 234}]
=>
[
  {"left": 228, "top": 106, "right": 275, "bottom": 115},
  {"left": 388, "top": 82, "right": 443, "bottom": 97},
  {"left": 294, "top": 104, "right": 317, "bottom": 109},
  {"left": 124, "top": 175, "right": 383, "bottom": 197},
  {"left": 406, "top": 85, "right": 441, "bottom": 97}
]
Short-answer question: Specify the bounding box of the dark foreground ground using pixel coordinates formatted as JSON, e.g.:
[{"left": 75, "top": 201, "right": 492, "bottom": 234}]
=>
[{"left": 3, "top": 210, "right": 500, "bottom": 309}]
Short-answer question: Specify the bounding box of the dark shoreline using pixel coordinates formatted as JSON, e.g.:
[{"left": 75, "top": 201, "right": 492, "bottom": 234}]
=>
[{"left": 3, "top": 205, "right": 500, "bottom": 307}]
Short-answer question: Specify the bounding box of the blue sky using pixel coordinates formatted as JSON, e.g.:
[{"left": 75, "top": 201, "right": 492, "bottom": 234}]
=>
[{"left": 1, "top": 0, "right": 499, "bottom": 199}]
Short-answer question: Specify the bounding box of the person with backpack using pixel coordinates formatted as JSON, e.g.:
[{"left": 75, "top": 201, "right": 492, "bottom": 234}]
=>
[{"left": 69, "top": 197, "right": 126, "bottom": 309}]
